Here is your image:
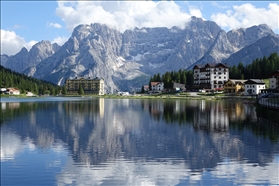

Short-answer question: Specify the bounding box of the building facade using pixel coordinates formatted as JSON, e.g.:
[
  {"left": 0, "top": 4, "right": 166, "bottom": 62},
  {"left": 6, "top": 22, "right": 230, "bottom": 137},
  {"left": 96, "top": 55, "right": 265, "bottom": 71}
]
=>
[
  {"left": 269, "top": 70, "right": 279, "bottom": 89},
  {"left": 151, "top": 82, "right": 164, "bottom": 92},
  {"left": 223, "top": 79, "right": 245, "bottom": 93},
  {"left": 5, "top": 87, "right": 20, "bottom": 95},
  {"left": 244, "top": 79, "right": 265, "bottom": 95},
  {"left": 193, "top": 63, "right": 229, "bottom": 91},
  {"left": 65, "top": 77, "right": 105, "bottom": 95},
  {"left": 173, "top": 82, "right": 186, "bottom": 92}
]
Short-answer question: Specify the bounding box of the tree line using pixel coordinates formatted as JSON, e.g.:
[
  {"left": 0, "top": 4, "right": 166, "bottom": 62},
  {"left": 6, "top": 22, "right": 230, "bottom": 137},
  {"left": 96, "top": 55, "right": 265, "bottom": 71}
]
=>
[
  {"left": 0, "top": 65, "right": 62, "bottom": 95},
  {"left": 145, "top": 52, "right": 279, "bottom": 92},
  {"left": 229, "top": 52, "right": 279, "bottom": 79},
  {"left": 147, "top": 69, "right": 194, "bottom": 91}
]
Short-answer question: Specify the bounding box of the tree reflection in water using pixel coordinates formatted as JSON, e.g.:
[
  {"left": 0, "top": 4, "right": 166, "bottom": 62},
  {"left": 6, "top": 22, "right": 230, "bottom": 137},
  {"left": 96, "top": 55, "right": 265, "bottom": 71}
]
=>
[{"left": 1, "top": 98, "right": 278, "bottom": 185}]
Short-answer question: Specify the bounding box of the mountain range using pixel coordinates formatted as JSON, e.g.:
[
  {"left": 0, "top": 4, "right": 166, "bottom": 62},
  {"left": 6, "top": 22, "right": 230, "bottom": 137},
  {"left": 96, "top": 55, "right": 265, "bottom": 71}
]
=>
[{"left": 1, "top": 17, "right": 278, "bottom": 92}]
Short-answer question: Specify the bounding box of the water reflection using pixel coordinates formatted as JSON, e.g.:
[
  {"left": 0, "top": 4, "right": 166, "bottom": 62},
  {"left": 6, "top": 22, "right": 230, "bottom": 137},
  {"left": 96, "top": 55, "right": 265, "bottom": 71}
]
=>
[{"left": 1, "top": 98, "right": 278, "bottom": 185}]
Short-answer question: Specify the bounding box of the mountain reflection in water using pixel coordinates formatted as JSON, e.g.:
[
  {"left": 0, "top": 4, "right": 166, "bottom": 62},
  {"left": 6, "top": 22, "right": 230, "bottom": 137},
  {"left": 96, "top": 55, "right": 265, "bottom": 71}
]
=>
[{"left": 1, "top": 97, "right": 278, "bottom": 185}]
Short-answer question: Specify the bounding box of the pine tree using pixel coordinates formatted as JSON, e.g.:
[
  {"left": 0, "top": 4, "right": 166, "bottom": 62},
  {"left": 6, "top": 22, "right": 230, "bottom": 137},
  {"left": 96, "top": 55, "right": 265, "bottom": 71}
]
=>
[
  {"left": 62, "top": 86, "right": 67, "bottom": 95},
  {"left": 78, "top": 84, "right": 84, "bottom": 95}
]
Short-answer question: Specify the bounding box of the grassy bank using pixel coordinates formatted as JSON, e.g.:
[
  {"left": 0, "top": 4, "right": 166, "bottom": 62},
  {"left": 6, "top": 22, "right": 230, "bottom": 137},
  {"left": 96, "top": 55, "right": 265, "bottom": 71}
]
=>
[
  {"left": 1, "top": 92, "right": 258, "bottom": 103},
  {"left": 100, "top": 92, "right": 257, "bottom": 102}
]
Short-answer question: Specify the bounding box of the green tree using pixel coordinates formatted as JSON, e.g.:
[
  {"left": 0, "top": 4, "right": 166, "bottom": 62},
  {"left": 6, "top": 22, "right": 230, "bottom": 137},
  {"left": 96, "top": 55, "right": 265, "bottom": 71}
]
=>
[
  {"left": 181, "top": 72, "right": 186, "bottom": 85},
  {"left": 34, "top": 84, "right": 39, "bottom": 95},
  {"left": 62, "top": 86, "right": 67, "bottom": 95},
  {"left": 44, "top": 90, "right": 50, "bottom": 95},
  {"left": 141, "top": 85, "right": 145, "bottom": 93},
  {"left": 51, "top": 87, "right": 56, "bottom": 95},
  {"left": 78, "top": 84, "right": 84, "bottom": 95}
]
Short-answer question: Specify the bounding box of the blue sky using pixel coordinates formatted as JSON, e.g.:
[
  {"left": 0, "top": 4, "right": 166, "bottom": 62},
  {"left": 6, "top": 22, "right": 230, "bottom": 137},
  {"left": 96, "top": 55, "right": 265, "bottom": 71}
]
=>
[{"left": 1, "top": 1, "right": 278, "bottom": 56}]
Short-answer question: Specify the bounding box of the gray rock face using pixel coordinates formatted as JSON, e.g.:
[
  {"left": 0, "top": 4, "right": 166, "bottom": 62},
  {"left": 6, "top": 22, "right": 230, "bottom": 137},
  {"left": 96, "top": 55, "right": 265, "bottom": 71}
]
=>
[
  {"left": 0, "top": 54, "right": 9, "bottom": 66},
  {"left": 224, "top": 35, "right": 279, "bottom": 66},
  {"left": 3, "top": 40, "right": 60, "bottom": 74},
  {"left": 3, "top": 17, "right": 278, "bottom": 91},
  {"left": 188, "top": 24, "right": 278, "bottom": 69}
]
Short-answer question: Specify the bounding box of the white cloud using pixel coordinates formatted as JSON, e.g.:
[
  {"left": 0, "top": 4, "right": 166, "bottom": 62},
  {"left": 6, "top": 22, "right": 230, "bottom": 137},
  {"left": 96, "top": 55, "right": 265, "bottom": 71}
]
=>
[
  {"left": 1, "top": 132, "right": 23, "bottom": 162},
  {"left": 47, "top": 22, "right": 62, "bottom": 29},
  {"left": 0, "top": 29, "right": 37, "bottom": 56},
  {"left": 211, "top": 3, "right": 279, "bottom": 32},
  {"left": 52, "top": 36, "right": 68, "bottom": 46},
  {"left": 55, "top": 1, "right": 197, "bottom": 33},
  {"left": 211, "top": 2, "right": 229, "bottom": 9},
  {"left": 189, "top": 6, "right": 203, "bottom": 18},
  {"left": 211, "top": 159, "right": 279, "bottom": 185},
  {"left": 56, "top": 157, "right": 192, "bottom": 186}
]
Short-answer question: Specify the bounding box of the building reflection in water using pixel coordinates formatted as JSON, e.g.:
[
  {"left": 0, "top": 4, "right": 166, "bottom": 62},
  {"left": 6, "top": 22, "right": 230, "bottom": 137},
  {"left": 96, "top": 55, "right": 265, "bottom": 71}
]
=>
[
  {"left": 144, "top": 99, "right": 259, "bottom": 133},
  {"left": 194, "top": 100, "right": 229, "bottom": 132},
  {"left": 99, "top": 98, "right": 104, "bottom": 118}
]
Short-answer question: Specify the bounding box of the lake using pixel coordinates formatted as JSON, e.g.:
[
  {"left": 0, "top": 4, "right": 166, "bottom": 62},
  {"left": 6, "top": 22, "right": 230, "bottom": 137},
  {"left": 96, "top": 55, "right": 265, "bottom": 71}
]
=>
[{"left": 1, "top": 97, "right": 278, "bottom": 185}]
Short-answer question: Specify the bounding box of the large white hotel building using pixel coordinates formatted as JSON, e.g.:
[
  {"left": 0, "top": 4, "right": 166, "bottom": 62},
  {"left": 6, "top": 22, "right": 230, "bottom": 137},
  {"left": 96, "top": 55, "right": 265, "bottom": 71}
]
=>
[{"left": 193, "top": 63, "right": 229, "bottom": 90}]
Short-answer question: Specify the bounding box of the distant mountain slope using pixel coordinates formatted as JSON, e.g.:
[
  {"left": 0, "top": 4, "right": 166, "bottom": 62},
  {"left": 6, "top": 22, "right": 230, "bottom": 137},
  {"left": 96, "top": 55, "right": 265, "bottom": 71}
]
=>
[
  {"left": 223, "top": 35, "right": 279, "bottom": 66},
  {"left": 0, "top": 54, "right": 9, "bottom": 66},
  {"left": 3, "top": 40, "right": 60, "bottom": 74},
  {"left": 2, "top": 17, "right": 278, "bottom": 91},
  {"left": 187, "top": 24, "right": 278, "bottom": 70}
]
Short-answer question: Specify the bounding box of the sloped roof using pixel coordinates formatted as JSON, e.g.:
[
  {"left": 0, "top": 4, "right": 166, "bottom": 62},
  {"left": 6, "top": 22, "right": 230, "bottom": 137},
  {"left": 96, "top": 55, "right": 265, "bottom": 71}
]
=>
[
  {"left": 68, "top": 76, "right": 103, "bottom": 80},
  {"left": 173, "top": 82, "right": 186, "bottom": 89},
  {"left": 244, "top": 79, "right": 265, "bottom": 84},
  {"left": 193, "top": 63, "right": 229, "bottom": 69},
  {"left": 268, "top": 70, "right": 279, "bottom": 77},
  {"left": 7, "top": 87, "right": 20, "bottom": 92},
  {"left": 151, "top": 82, "right": 163, "bottom": 86},
  {"left": 227, "top": 79, "right": 246, "bottom": 85}
]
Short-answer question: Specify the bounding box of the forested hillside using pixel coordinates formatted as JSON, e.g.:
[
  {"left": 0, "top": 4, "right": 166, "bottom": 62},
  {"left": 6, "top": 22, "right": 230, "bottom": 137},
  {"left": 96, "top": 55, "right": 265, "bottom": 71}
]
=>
[
  {"left": 0, "top": 65, "right": 61, "bottom": 95},
  {"left": 229, "top": 52, "right": 279, "bottom": 79}
]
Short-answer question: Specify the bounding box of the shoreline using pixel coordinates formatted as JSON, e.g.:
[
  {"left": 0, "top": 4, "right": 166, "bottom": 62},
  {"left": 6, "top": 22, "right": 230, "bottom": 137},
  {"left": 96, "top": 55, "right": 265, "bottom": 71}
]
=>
[{"left": 1, "top": 93, "right": 258, "bottom": 102}]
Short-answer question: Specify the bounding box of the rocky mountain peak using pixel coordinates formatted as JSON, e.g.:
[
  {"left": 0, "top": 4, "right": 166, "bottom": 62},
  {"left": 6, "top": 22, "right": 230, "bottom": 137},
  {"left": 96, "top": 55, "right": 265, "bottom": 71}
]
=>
[
  {"left": 3, "top": 40, "right": 60, "bottom": 74},
  {"left": 29, "top": 40, "right": 60, "bottom": 60},
  {"left": 19, "top": 47, "right": 29, "bottom": 54},
  {"left": 2, "top": 20, "right": 278, "bottom": 92}
]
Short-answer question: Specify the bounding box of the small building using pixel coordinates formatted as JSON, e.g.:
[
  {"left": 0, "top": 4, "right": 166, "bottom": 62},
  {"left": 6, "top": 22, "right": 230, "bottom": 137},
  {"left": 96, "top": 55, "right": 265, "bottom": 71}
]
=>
[
  {"left": 193, "top": 63, "right": 229, "bottom": 91},
  {"left": 0, "top": 88, "right": 7, "bottom": 94},
  {"left": 26, "top": 92, "right": 35, "bottom": 97},
  {"left": 173, "top": 82, "right": 186, "bottom": 92},
  {"left": 244, "top": 79, "right": 265, "bottom": 95},
  {"left": 65, "top": 76, "right": 105, "bottom": 95},
  {"left": 117, "top": 92, "right": 129, "bottom": 96},
  {"left": 223, "top": 79, "right": 245, "bottom": 93},
  {"left": 151, "top": 82, "right": 164, "bottom": 92},
  {"left": 6, "top": 87, "right": 20, "bottom": 95},
  {"left": 268, "top": 70, "right": 279, "bottom": 90},
  {"left": 143, "top": 85, "right": 149, "bottom": 92}
]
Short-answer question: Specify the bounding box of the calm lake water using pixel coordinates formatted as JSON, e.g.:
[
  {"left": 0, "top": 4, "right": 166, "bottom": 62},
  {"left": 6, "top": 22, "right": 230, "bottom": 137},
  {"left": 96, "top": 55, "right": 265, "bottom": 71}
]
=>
[{"left": 1, "top": 97, "right": 278, "bottom": 186}]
